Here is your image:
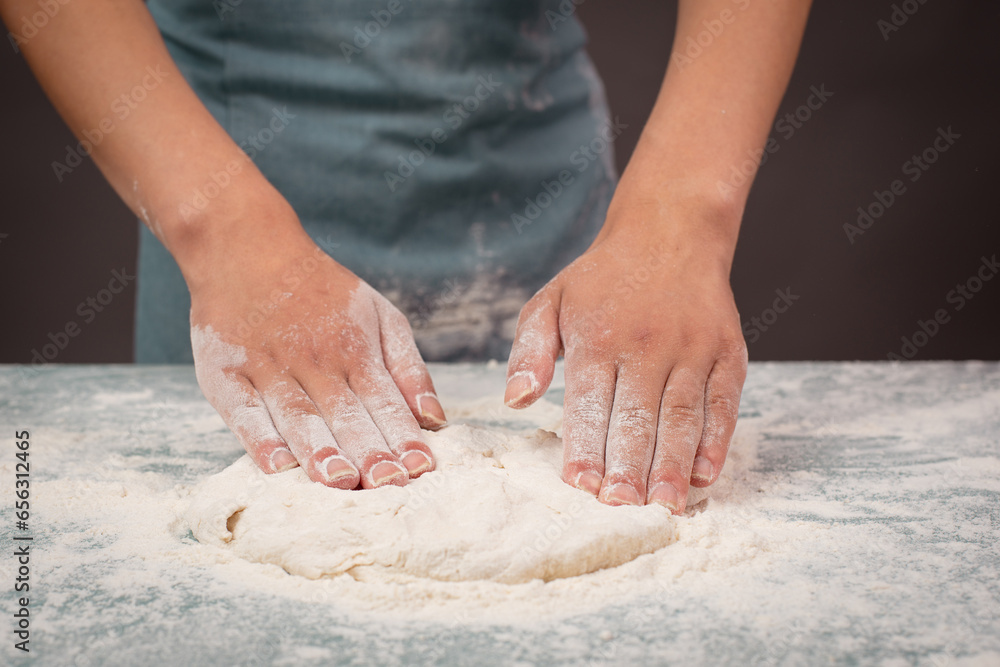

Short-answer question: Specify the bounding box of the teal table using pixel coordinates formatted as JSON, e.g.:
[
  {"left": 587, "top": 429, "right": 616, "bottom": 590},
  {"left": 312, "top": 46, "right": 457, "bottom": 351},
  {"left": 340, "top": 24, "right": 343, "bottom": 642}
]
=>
[{"left": 2, "top": 362, "right": 999, "bottom": 666}]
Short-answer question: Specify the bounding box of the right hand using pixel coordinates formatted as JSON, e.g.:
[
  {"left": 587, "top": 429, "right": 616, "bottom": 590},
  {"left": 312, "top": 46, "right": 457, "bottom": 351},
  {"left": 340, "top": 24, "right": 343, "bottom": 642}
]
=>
[{"left": 189, "top": 226, "right": 447, "bottom": 489}]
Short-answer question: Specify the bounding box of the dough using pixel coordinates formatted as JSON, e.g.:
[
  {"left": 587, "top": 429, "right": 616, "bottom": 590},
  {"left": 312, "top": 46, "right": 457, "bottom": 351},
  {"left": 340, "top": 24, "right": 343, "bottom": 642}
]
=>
[{"left": 185, "top": 424, "right": 675, "bottom": 584}]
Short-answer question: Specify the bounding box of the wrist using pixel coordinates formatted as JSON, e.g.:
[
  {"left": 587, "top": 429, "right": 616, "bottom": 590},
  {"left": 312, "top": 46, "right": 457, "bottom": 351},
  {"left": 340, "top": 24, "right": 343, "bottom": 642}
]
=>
[
  {"left": 599, "top": 170, "right": 742, "bottom": 276},
  {"left": 157, "top": 177, "right": 316, "bottom": 294}
]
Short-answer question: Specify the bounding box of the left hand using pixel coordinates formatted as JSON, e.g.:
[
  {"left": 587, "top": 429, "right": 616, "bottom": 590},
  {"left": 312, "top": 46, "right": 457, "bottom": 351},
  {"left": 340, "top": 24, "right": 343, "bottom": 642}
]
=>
[{"left": 504, "top": 202, "right": 748, "bottom": 513}]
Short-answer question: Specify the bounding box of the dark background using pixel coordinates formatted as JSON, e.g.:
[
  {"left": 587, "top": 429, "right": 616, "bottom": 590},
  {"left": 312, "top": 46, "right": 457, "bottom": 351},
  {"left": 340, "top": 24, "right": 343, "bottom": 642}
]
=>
[{"left": 2, "top": 0, "right": 998, "bottom": 363}]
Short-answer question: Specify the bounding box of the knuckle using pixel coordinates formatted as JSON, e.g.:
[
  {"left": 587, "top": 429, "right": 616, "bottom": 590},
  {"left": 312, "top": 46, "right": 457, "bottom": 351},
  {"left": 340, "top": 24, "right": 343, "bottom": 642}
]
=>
[
  {"left": 567, "top": 328, "right": 608, "bottom": 355},
  {"left": 719, "top": 338, "right": 749, "bottom": 368},
  {"left": 350, "top": 359, "right": 382, "bottom": 383},
  {"left": 659, "top": 403, "right": 703, "bottom": 430},
  {"left": 280, "top": 404, "right": 318, "bottom": 423},
  {"left": 520, "top": 290, "right": 550, "bottom": 320},
  {"left": 385, "top": 306, "right": 414, "bottom": 334},
  {"left": 229, "top": 393, "right": 266, "bottom": 415},
  {"left": 648, "top": 462, "right": 686, "bottom": 488},
  {"left": 306, "top": 346, "right": 327, "bottom": 369},
  {"left": 705, "top": 393, "right": 740, "bottom": 424},
  {"left": 566, "top": 401, "right": 608, "bottom": 427},
  {"left": 613, "top": 405, "right": 657, "bottom": 433},
  {"left": 603, "top": 462, "right": 646, "bottom": 483},
  {"left": 330, "top": 403, "right": 368, "bottom": 428},
  {"left": 387, "top": 357, "right": 428, "bottom": 384},
  {"left": 372, "top": 401, "right": 410, "bottom": 425},
  {"left": 565, "top": 451, "right": 605, "bottom": 474},
  {"left": 625, "top": 325, "right": 656, "bottom": 348},
  {"left": 652, "top": 439, "right": 696, "bottom": 473}
]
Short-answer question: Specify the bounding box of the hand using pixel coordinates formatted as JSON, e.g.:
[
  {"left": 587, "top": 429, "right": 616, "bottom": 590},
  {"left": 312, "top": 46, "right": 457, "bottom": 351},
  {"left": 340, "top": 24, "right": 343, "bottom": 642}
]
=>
[
  {"left": 504, "top": 209, "right": 747, "bottom": 513},
  {"left": 189, "top": 230, "right": 447, "bottom": 489}
]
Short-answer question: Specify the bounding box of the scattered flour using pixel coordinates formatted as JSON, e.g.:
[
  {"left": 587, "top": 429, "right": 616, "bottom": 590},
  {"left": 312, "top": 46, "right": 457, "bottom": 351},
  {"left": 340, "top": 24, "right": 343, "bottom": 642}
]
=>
[
  {"left": 172, "top": 389, "right": 771, "bottom": 623},
  {"left": 185, "top": 427, "right": 676, "bottom": 584},
  {"left": 19, "top": 380, "right": 770, "bottom": 625},
  {"left": 10, "top": 362, "right": 999, "bottom": 665}
]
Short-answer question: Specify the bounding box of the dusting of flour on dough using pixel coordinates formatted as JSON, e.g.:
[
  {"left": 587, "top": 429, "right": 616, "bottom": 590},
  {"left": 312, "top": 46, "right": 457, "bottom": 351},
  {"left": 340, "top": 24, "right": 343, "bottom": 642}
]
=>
[{"left": 185, "top": 426, "right": 675, "bottom": 584}]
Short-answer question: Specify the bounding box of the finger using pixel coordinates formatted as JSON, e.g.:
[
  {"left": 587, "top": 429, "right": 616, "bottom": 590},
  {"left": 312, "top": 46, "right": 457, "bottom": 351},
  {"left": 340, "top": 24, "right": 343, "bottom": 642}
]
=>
[
  {"left": 505, "top": 285, "right": 562, "bottom": 409},
  {"left": 690, "top": 348, "right": 747, "bottom": 488},
  {"left": 374, "top": 297, "right": 447, "bottom": 430},
  {"left": 598, "top": 369, "right": 663, "bottom": 506},
  {"left": 350, "top": 364, "right": 435, "bottom": 478},
  {"left": 646, "top": 365, "right": 708, "bottom": 513},
  {"left": 202, "top": 372, "right": 297, "bottom": 474},
  {"left": 299, "top": 375, "right": 408, "bottom": 489},
  {"left": 258, "top": 377, "right": 360, "bottom": 489},
  {"left": 561, "top": 350, "right": 616, "bottom": 496},
  {"left": 191, "top": 326, "right": 295, "bottom": 474}
]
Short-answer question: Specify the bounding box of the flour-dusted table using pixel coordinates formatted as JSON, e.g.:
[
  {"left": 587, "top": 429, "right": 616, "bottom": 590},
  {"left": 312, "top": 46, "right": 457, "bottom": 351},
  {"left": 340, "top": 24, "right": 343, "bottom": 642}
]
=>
[{"left": 2, "top": 362, "right": 998, "bottom": 666}]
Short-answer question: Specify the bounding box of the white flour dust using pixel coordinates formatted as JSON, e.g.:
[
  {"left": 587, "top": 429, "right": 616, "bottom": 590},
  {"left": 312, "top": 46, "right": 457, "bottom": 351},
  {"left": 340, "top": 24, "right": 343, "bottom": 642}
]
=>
[
  {"left": 186, "top": 427, "right": 675, "bottom": 584},
  {"left": 10, "top": 362, "right": 1000, "bottom": 664},
  {"left": 21, "top": 381, "right": 777, "bottom": 624},
  {"left": 174, "top": 390, "right": 771, "bottom": 623}
]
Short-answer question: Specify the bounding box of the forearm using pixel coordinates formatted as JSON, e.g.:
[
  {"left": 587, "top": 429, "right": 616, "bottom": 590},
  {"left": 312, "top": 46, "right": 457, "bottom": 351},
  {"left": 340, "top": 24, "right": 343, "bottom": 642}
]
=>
[
  {"left": 603, "top": 0, "right": 812, "bottom": 261},
  {"left": 1, "top": 0, "right": 304, "bottom": 288}
]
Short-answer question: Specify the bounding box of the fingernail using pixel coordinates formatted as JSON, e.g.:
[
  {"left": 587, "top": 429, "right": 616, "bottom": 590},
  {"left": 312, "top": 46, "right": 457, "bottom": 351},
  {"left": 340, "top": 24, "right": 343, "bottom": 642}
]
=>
[
  {"left": 322, "top": 455, "right": 356, "bottom": 483},
  {"left": 504, "top": 371, "right": 537, "bottom": 408},
  {"left": 371, "top": 460, "right": 407, "bottom": 487},
  {"left": 600, "top": 483, "right": 640, "bottom": 506},
  {"left": 416, "top": 393, "right": 447, "bottom": 428},
  {"left": 691, "top": 456, "right": 715, "bottom": 483},
  {"left": 271, "top": 449, "right": 298, "bottom": 472},
  {"left": 648, "top": 483, "right": 681, "bottom": 513},
  {"left": 574, "top": 471, "right": 603, "bottom": 495},
  {"left": 401, "top": 450, "right": 433, "bottom": 476}
]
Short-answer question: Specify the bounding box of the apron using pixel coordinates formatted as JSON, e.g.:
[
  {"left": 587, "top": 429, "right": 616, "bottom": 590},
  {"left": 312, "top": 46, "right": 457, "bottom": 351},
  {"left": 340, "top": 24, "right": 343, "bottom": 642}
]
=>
[{"left": 136, "top": 0, "right": 618, "bottom": 362}]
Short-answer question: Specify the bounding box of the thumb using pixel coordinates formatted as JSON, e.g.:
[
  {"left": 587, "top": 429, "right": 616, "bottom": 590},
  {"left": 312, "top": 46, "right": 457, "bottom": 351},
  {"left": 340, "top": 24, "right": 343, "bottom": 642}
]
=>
[{"left": 505, "top": 286, "right": 562, "bottom": 409}]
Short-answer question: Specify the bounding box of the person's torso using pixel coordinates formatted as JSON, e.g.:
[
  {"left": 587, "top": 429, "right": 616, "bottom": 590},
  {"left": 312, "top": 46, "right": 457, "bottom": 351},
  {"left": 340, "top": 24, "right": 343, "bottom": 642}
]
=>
[{"left": 145, "top": 0, "right": 618, "bottom": 360}]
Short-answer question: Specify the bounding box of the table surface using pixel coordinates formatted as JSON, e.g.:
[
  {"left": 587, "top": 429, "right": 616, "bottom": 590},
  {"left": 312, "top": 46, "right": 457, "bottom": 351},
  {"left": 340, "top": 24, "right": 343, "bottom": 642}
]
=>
[{"left": 2, "top": 361, "right": 999, "bottom": 667}]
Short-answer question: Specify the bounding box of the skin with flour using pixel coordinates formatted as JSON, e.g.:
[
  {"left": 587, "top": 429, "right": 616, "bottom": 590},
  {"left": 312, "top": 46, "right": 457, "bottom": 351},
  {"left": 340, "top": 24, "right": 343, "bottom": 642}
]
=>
[
  {"left": 505, "top": 0, "right": 813, "bottom": 511},
  {"left": 189, "top": 246, "right": 444, "bottom": 489},
  {"left": 3, "top": 0, "right": 812, "bottom": 510}
]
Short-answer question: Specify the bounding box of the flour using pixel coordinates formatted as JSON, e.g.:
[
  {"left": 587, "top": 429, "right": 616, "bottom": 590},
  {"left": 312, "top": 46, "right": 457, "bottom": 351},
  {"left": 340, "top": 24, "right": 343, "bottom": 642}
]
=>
[
  {"left": 190, "top": 325, "right": 291, "bottom": 473},
  {"left": 189, "top": 283, "right": 441, "bottom": 482},
  {"left": 32, "top": 370, "right": 768, "bottom": 624},
  {"left": 9, "top": 361, "right": 1000, "bottom": 664},
  {"left": 185, "top": 426, "right": 676, "bottom": 584},
  {"left": 173, "top": 386, "right": 771, "bottom": 621}
]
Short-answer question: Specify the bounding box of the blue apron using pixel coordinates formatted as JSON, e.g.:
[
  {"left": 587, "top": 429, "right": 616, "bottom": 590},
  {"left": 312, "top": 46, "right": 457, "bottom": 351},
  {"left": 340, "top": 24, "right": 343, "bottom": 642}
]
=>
[{"left": 136, "top": 0, "right": 618, "bottom": 362}]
